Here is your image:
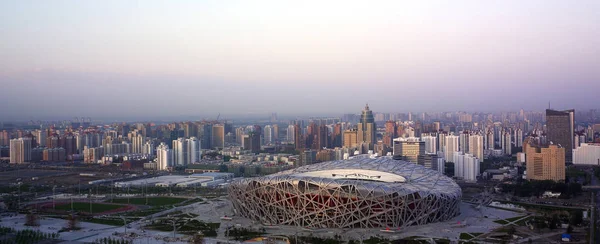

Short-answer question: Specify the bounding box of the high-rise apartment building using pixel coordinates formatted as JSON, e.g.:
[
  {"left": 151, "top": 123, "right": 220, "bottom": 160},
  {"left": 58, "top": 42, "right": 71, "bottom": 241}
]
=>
[
  {"left": 453, "top": 152, "right": 480, "bottom": 181},
  {"left": 468, "top": 134, "right": 484, "bottom": 160},
  {"left": 33, "top": 129, "right": 46, "bottom": 147},
  {"left": 272, "top": 124, "right": 279, "bottom": 143},
  {"left": 501, "top": 130, "right": 512, "bottom": 155},
  {"left": 287, "top": 125, "right": 295, "bottom": 143},
  {"left": 357, "top": 104, "right": 376, "bottom": 149},
  {"left": 10, "top": 138, "right": 32, "bottom": 164},
  {"left": 514, "top": 128, "right": 523, "bottom": 148},
  {"left": 573, "top": 143, "right": 600, "bottom": 165},
  {"left": 526, "top": 144, "right": 565, "bottom": 181},
  {"left": 444, "top": 135, "right": 459, "bottom": 162},
  {"left": 143, "top": 141, "right": 155, "bottom": 156},
  {"left": 131, "top": 133, "right": 145, "bottom": 154},
  {"left": 188, "top": 137, "right": 200, "bottom": 164},
  {"left": 485, "top": 129, "right": 495, "bottom": 150},
  {"left": 156, "top": 143, "right": 173, "bottom": 170},
  {"left": 172, "top": 138, "right": 188, "bottom": 166},
  {"left": 263, "top": 125, "right": 273, "bottom": 145},
  {"left": 421, "top": 135, "right": 437, "bottom": 154},
  {"left": 343, "top": 130, "right": 358, "bottom": 149},
  {"left": 459, "top": 132, "right": 470, "bottom": 153},
  {"left": 546, "top": 109, "right": 574, "bottom": 163}
]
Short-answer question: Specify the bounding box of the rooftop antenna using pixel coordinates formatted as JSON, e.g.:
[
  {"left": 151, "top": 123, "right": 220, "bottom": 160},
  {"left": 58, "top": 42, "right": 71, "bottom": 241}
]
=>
[{"left": 548, "top": 101, "right": 551, "bottom": 109}]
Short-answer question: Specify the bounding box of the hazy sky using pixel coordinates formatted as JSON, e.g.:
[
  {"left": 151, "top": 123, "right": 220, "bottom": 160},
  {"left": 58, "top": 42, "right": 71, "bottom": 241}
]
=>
[{"left": 1, "top": 0, "right": 599, "bottom": 120}]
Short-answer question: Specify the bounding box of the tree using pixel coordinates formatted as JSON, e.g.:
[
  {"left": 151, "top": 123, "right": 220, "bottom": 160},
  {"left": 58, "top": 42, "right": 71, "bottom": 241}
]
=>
[
  {"left": 25, "top": 212, "right": 39, "bottom": 227},
  {"left": 189, "top": 234, "right": 205, "bottom": 244},
  {"left": 218, "top": 164, "right": 228, "bottom": 172},
  {"left": 570, "top": 211, "right": 583, "bottom": 226},
  {"left": 239, "top": 166, "right": 246, "bottom": 176}
]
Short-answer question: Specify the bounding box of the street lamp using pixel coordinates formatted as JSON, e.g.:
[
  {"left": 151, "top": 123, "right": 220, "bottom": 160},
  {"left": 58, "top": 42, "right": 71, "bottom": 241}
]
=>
[
  {"left": 121, "top": 215, "right": 128, "bottom": 235},
  {"left": 52, "top": 185, "right": 56, "bottom": 210}
]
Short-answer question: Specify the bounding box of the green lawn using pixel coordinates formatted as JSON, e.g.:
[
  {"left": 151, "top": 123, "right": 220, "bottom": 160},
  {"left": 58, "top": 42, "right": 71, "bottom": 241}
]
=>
[
  {"left": 121, "top": 208, "right": 164, "bottom": 217},
  {"left": 459, "top": 233, "right": 482, "bottom": 240},
  {"left": 494, "top": 215, "right": 527, "bottom": 225},
  {"left": 80, "top": 218, "right": 127, "bottom": 226},
  {"left": 493, "top": 219, "right": 509, "bottom": 224},
  {"left": 110, "top": 197, "right": 188, "bottom": 206},
  {"left": 514, "top": 216, "right": 533, "bottom": 226},
  {"left": 54, "top": 202, "right": 124, "bottom": 213}
]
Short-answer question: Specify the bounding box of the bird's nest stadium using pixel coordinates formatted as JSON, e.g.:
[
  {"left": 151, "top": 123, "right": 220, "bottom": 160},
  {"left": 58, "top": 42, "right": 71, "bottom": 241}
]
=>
[{"left": 228, "top": 156, "right": 461, "bottom": 228}]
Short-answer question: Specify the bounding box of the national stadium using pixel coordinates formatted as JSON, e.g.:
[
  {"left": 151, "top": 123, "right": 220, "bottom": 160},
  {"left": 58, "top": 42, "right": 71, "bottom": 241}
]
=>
[{"left": 228, "top": 156, "right": 461, "bottom": 229}]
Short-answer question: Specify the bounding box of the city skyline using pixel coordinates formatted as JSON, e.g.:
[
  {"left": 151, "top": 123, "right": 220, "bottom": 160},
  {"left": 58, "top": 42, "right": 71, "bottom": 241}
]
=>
[{"left": 1, "top": 0, "right": 599, "bottom": 119}]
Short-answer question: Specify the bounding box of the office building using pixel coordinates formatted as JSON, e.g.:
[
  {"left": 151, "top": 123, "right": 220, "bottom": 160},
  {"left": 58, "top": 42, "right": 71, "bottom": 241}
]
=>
[
  {"left": 546, "top": 109, "right": 574, "bottom": 163},
  {"left": 393, "top": 137, "right": 425, "bottom": 163},
  {"left": 526, "top": 143, "right": 565, "bottom": 181},
  {"left": 286, "top": 125, "right": 295, "bottom": 143}
]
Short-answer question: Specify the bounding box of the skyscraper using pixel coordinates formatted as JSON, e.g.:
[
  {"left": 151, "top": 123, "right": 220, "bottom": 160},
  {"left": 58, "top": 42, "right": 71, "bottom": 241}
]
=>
[
  {"left": 294, "top": 124, "right": 303, "bottom": 150},
  {"left": 357, "top": 104, "right": 376, "bottom": 149},
  {"left": 546, "top": 109, "right": 574, "bottom": 163},
  {"left": 211, "top": 124, "right": 225, "bottom": 149},
  {"left": 383, "top": 120, "right": 397, "bottom": 147}
]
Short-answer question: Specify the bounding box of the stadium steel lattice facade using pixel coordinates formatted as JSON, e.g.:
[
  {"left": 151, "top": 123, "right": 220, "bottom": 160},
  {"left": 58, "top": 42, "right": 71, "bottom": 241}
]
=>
[{"left": 228, "top": 156, "right": 461, "bottom": 228}]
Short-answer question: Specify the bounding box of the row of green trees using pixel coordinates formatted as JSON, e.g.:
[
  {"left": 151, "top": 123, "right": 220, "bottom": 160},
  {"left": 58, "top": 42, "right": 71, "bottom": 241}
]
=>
[
  {"left": 93, "top": 237, "right": 132, "bottom": 244},
  {"left": 500, "top": 179, "right": 582, "bottom": 198},
  {"left": 0, "top": 227, "right": 59, "bottom": 244}
]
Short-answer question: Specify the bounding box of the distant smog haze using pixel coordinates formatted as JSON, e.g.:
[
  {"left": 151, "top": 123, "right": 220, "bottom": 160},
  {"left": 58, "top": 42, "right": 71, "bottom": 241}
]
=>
[{"left": 0, "top": 0, "right": 599, "bottom": 120}]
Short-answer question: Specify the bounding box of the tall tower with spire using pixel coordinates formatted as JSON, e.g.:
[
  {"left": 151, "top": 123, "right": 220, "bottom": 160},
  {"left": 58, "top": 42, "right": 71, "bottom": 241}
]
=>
[{"left": 357, "top": 104, "right": 377, "bottom": 149}]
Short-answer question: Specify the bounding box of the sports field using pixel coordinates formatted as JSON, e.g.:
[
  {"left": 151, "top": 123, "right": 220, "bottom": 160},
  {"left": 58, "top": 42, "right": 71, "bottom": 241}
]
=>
[{"left": 54, "top": 202, "right": 124, "bottom": 213}]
